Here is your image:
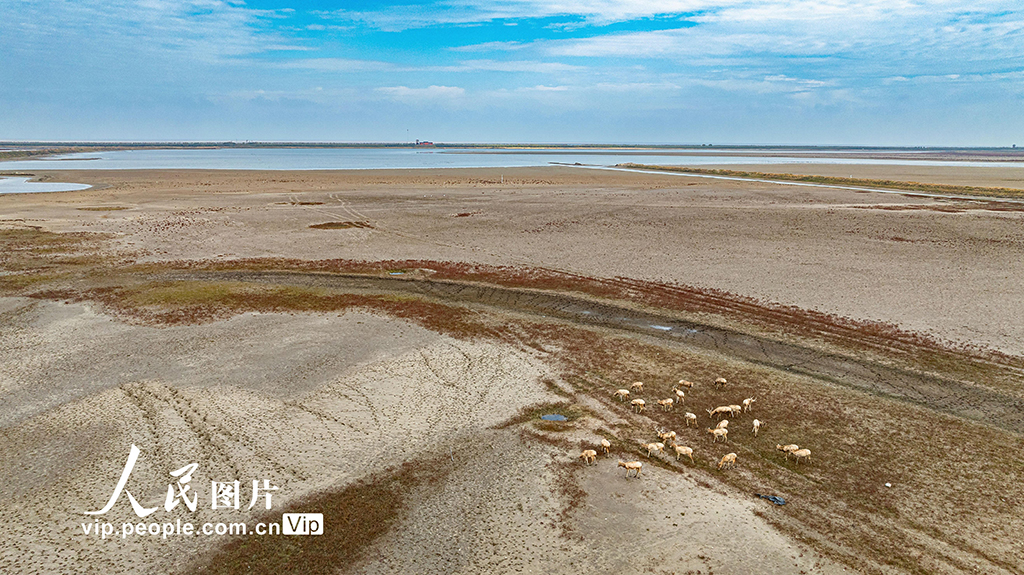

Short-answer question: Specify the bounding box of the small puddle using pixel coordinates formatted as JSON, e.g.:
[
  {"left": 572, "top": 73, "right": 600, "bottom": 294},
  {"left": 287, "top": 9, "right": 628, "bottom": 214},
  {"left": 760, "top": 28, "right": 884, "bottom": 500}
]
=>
[
  {"left": 650, "top": 325, "right": 673, "bottom": 331},
  {"left": 540, "top": 414, "right": 567, "bottom": 421}
]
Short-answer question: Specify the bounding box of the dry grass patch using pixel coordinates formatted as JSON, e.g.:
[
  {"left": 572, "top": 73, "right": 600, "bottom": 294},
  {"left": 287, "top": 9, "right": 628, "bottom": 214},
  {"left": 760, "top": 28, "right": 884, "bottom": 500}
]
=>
[
  {"left": 495, "top": 402, "right": 586, "bottom": 430},
  {"left": 0, "top": 228, "right": 113, "bottom": 289},
  {"left": 36, "top": 280, "right": 496, "bottom": 341},
  {"left": 550, "top": 459, "right": 588, "bottom": 540},
  {"left": 189, "top": 455, "right": 453, "bottom": 575},
  {"left": 521, "top": 321, "right": 1024, "bottom": 573},
  {"left": 308, "top": 221, "right": 373, "bottom": 229},
  {"left": 618, "top": 163, "right": 1024, "bottom": 200},
  {"left": 126, "top": 257, "right": 1022, "bottom": 396}
]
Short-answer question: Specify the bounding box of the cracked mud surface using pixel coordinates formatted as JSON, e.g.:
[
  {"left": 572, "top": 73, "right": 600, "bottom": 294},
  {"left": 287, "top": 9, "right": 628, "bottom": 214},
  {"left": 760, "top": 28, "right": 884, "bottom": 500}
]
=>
[{"left": 0, "top": 299, "right": 556, "bottom": 574}]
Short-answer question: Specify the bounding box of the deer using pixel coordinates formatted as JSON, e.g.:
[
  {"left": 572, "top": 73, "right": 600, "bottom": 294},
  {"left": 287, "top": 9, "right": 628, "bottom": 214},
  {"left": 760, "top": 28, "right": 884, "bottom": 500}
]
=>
[
  {"left": 776, "top": 444, "right": 799, "bottom": 456},
  {"left": 618, "top": 460, "right": 643, "bottom": 478},
  {"left": 600, "top": 439, "right": 611, "bottom": 454},
  {"left": 631, "top": 398, "right": 646, "bottom": 413},
  {"left": 630, "top": 381, "right": 644, "bottom": 393},
  {"left": 657, "top": 398, "right": 674, "bottom": 411},
  {"left": 715, "top": 419, "right": 729, "bottom": 430},
  {"left": 714, "top": 377, "right": 727, "bottom": 389},
  {"left": 751, "top": 419, "right": 763, "bottom": 437},
  {"left": 673, "top": 444, "right": 694, "bottom": 464},
  {"left": 613, "top": 389, "right": 630, "bottom": 401},
  {"left": 644, "top": 442, "right": 665, "bottom": 457},
  {"left": 706, "top": 427, "right": 728, "bottom": 443},
  {"left": 742, "top": 397, "right": 756, "bottom": 413},
  {"left": 580, "top": 450, "right": 597, "bottom": 465},
  {"left": 791, "top": 449, "right": 812, "bottom": 464},
  {"left": 684, "top": 412, "right": 698, "bottom": 427},
  {"left": 717, "top": 452, "right": 737, "bottom": 470},
  {"left": 706, "top": 406, "right": 732, "bottom": 420},
  {"left": 657, "top": 429, "right": 677, "bottom": 444}
]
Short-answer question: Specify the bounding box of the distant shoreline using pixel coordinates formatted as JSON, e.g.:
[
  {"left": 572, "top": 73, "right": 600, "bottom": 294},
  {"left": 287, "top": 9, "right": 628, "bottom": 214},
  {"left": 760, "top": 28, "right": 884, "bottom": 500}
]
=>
[
  {"left": 2, "top": 141, "right": 1022, "bottom": 151},
  {"left": 3, "top": 143, "right": 1024, "bottom": 165}
]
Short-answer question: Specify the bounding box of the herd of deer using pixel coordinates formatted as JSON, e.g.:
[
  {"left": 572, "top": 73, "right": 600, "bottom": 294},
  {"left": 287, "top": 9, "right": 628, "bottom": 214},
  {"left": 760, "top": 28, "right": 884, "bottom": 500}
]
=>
[{"left": 588, "top": 376, "right": 810, "bottom": 478}]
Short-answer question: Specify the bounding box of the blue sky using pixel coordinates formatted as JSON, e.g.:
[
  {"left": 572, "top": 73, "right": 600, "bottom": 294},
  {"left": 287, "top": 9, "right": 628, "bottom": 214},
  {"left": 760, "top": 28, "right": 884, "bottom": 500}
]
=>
[{"left": 1, "top": 0, "right": 1022, "bottom": 145}]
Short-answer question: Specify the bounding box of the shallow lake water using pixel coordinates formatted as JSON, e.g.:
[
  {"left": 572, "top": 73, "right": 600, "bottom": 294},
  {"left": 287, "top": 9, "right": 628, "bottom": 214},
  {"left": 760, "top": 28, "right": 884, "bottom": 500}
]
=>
[
  {"left": 0, "top": 177, "right": 92, "bottom": 194},
  {"left": 4, "top": 147, "right": 1023, "bottom": 172},
  {"left": 3, "top": 147, "right": 1023, "bottom": 193}
]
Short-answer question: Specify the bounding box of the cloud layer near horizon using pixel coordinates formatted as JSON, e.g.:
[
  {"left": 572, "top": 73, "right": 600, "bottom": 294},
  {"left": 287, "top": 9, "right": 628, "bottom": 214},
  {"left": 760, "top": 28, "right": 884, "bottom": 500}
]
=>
[{"left": 1, "top": 0, "right": 1021, "bottom": 144}]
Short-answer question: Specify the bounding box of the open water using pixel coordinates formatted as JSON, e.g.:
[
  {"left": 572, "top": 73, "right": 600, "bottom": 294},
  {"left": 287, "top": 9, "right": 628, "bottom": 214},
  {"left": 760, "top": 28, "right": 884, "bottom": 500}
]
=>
[{"left": 3, "top": 147, "right": 1023, "bottom": 193}]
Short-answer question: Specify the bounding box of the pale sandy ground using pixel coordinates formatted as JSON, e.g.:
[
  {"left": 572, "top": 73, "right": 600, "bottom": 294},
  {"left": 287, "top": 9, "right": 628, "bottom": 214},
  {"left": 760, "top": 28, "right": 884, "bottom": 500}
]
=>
[
  {"left": 0, "top": 298, "right": 554, "bottom": 573},
  {"left": 2, "top": 165, "right": 1020, "bottom": 574},
  {"left": 3, "top": 166, "right": 1022, "bottom": 354},
  {"left": 352, "top": 428, "right": 839, "bottom": 575},
  {"left": 0, "top": 298, "right": 843, "bottom": 575}
]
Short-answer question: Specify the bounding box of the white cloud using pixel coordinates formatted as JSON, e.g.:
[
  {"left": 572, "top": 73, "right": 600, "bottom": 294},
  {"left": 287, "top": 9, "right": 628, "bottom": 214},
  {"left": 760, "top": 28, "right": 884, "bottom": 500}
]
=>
[
  {"left": 544, "top": 28, "right": 829, "bottom": 59},
  {"left": 404, "top": 59, "right": 583, "bottom": 73},
  {"left": 456, "top": 59, "right": 582, "bottom": 72},
  {"left": 212, "top": 86, "right": 357, "bottom": 103},
  {"left": 537, "top": 0, "right": 1024, "bottom": 79},
  {"left": 0, "top": 0, "right": 296, "bottom": 64},
  {"left": 588, "top": 81, "right": 683, "bottom": 93},
  {"left": 312, "top": 6, "right": 491, "bottom": 32},
  {"left": 376, "top": 85, "right": 467, "bottom": 101},
  {"left": 312, "top": 0, "right": 1021, "bottom": 32},
  {"left": 763, "top": 74, "right": 830, "bottom": 88},
  {"left": 689, "top": 0, "right": 916, "bottom": 24},
  {"left": 264, "top": 44, "right": 317, "bottom": 52},
  {"left": 3, "top": 0, "right": 1022, "bottom": 144},
  {"left": 275, "top": 58, "right": 396, "bottom": 72},
  {"left": 314, "top": 0, "right": 741, "bottom": 31},
  {"left": 518, "top": 84, "right": 570, "bottom": 91},
  {"left": 450, "top": 40, "right": 529, "bottom": 52}
]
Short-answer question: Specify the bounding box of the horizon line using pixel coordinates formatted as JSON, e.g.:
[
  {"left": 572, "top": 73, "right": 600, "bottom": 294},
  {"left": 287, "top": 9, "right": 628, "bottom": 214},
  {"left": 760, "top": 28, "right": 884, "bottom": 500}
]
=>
[{"left": 2, "top": 141, "right": 1021, "bottom": 151}]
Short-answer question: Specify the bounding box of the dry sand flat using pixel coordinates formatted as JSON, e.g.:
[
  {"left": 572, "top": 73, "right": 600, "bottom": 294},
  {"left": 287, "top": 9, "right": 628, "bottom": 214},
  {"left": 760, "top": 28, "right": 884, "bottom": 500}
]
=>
[
  {"left": 0, "top": 298, "right": 555, "bottom": 573},
  {"left": 2, "top": 165, "right": 1023, "bottom": 573},
  {"left": 0, "top": 297, "right": 846, "bottom": 575},
  {"left": 352, "top": 428, "right": 842, "bottom": 575},
  {"left": 3, "top": 166, "right": 1023, "bottom": 354}
]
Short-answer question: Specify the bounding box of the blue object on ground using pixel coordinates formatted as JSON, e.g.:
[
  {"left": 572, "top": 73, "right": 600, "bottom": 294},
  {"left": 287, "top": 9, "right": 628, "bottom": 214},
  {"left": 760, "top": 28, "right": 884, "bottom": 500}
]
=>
[{"left": 755, "top": 493, "right": 786, "bottom": 505}]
